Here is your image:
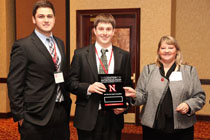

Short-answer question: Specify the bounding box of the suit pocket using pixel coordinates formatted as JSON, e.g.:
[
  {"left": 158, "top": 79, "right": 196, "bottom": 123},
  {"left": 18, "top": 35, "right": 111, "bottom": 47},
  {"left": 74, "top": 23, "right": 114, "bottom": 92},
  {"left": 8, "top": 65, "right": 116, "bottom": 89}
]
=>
[
  {"left": 24, "top": 95, "right": 44, "bottom": 102},
  {"left": 75, "top": 100, "right": 87, "bottom": 107},
  {"left": 24, "top": 95, "right": 44, "bottom": 112}
]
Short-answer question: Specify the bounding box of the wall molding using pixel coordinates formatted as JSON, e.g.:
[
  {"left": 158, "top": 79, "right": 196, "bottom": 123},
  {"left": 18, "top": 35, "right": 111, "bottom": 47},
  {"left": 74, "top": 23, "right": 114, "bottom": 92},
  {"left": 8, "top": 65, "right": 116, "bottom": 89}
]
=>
[
  {"left": 70, "top": 115, "right": 210, "bottom": 122},
  {"left": 1, "top": 114, "right": 210, "bottom": 122},
  {"left": 0, "top": 113, "right": 12, "bottom": 118},
  {"left": 200, "top": 79, "right": 210, "bottom": 85},
  {"left": 0, "top": 78, "right": 7, "bottom": 83},
  {"left": 196, "top": 115, "right": 210, "bottom": 121},
  {"left": 1, "top": 78, "right": 210, "bottom": 84}
]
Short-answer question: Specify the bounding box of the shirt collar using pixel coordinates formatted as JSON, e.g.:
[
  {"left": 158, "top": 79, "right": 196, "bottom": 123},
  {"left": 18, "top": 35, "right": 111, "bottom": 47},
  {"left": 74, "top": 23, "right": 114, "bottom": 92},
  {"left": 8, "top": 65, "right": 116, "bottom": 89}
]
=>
[
  {"left": 95, "top": 41, "right": 112, "bottom": 53},
  {"left": 34, "top": 29, "right": 53, "bottom": 43},
  {"left": 159, "top": 62, "right": 177, "bottom": 79}
]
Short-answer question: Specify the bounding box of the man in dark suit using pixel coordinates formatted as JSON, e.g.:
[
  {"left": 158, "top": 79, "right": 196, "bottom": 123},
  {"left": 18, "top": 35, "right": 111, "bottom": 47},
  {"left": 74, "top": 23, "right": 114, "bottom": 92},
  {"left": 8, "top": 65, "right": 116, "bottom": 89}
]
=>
[
  {"left": 7, "top": 1, "right": 71, "bottom": 140},
  {"left": 66, "top": 13, "right": 132, "bottom": 140}
]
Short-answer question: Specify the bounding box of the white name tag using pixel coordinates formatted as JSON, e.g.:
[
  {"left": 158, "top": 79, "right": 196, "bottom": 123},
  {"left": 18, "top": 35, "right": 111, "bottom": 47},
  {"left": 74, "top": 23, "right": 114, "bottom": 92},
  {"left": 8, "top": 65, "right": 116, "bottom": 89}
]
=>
[
  {"left": 169, "top": 72, "right": 182, "bottom": 81},
  {"left": 54, "top": 72, "right": 64, "bottom": 84}
]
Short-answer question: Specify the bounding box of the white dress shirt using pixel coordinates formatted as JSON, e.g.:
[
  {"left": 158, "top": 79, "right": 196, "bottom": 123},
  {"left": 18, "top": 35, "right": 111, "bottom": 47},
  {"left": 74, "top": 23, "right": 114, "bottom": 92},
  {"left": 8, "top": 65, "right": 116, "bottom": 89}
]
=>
[{"left": 95, "top": 41, "right": 114, "bottom": 74}]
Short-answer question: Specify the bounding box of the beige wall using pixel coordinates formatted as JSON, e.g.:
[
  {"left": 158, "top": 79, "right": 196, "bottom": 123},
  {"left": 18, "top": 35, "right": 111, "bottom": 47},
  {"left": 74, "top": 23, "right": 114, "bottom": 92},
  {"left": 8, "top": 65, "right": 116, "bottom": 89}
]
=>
[
  {"left": 70, "top": 0, "right": 173, "bottom": 116},
  {"left": 200, "top": 86, "right": 210, "bottom": 115},
  {"left": 175, "top": 0, "right": 210, "bottom": 115},
  {"left": 1, "top": 0, "right": 209, "bottom": 117},
  {"left": 70, "top": 0, "right": 210, "bottom": 116},
  {"left": 0, "top": 0, "right": 15, "bottom": 113},
  {"left": 175, "top": 0, "right": 210, "bottom": 79},
  {"left": 70, "top": 0, "right": 172, "bottom": 66}
]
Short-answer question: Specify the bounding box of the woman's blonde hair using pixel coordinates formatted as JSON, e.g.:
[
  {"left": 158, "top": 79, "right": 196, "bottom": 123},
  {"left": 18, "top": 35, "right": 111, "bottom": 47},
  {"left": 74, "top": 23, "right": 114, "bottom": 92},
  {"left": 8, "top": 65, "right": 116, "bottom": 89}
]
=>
[{"left": 155, "top": 35, "right": 183, "bottom": 66}]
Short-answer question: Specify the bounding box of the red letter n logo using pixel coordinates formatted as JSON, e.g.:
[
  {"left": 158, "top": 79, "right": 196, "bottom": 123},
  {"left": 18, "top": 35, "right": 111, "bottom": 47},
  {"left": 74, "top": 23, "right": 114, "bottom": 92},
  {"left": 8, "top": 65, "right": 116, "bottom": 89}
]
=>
[{"left": 109, "top": 84, "right": 116, "bottom": 92}]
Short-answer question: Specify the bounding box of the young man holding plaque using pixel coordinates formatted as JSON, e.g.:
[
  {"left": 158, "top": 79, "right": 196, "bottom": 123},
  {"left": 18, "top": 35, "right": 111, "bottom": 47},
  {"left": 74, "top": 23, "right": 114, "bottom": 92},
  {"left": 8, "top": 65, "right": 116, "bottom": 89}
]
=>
[{"left": 66, "top": 13, "right": 132, "bottom": 140}]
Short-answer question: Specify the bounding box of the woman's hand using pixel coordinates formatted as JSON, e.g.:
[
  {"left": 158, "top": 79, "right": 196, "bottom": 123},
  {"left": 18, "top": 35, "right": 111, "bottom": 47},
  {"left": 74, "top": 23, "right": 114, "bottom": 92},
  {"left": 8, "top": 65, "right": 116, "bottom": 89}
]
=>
[
  {"left": 123, "top": 87, "right": 136, "bottom": 99},
  {"left": 176, "top": 102, "right": 190, "bottom": 114}
]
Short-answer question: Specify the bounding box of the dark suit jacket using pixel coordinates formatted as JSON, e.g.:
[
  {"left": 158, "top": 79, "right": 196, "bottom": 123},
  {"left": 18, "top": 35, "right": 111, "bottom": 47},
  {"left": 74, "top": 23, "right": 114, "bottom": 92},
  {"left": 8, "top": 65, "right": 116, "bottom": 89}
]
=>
[
  {"left": 7, "top": 31, "right": 71, "bottom": 126},
  {"left": 66, "top": 44, "right": 132, "bottom": 131}
]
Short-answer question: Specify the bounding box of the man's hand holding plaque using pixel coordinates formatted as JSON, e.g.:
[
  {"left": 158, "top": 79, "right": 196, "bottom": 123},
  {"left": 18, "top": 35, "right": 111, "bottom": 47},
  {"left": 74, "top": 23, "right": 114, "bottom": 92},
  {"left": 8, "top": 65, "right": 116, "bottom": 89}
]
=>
[{"left": 88, "top": 82, "right": 106, "bottom": 94}]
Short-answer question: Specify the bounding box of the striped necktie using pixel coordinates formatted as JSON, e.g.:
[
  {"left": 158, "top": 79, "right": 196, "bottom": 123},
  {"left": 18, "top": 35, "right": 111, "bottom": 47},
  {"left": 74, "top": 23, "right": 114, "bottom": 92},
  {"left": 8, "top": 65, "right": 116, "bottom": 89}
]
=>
[
  {"left": 46, "top": 37, "right": 63, "bottom": 102},
  {"left": 47, "top": 37, "right": 60, "bottom": 71},
  {"left": 99, "top": 49, "right": 108, "bottom": 74}
]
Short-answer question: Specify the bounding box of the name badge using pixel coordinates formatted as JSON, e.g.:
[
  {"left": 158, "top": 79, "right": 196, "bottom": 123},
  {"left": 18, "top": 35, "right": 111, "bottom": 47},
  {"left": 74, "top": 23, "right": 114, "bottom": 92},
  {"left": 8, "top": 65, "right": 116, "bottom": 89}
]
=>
[
  {"left": 169, "top": 72, "right": 182, "bottom": 81},
  {"left": 54, "top": 72, "right": 64, "bottom": 84}
]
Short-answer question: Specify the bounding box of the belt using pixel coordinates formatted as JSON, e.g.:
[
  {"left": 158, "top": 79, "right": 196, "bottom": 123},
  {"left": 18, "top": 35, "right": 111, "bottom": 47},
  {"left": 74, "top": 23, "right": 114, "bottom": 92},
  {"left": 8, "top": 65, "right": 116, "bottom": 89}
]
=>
[
  {"left": 55, "top": 101, "right": 64, "bottom": 106},
  {"left": 98, "top": 109, "right": 111, "bottom": 115}
]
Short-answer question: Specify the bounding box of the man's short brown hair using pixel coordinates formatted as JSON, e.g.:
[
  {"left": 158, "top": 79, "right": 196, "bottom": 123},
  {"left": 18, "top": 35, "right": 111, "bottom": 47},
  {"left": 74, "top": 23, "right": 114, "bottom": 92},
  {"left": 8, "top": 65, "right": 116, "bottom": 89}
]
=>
[
  {"left": 32, "top": 0, "right": 55, "bottom": 17},
  {"left": 94, "top": 13, "right": 116, "bottom": 28}
]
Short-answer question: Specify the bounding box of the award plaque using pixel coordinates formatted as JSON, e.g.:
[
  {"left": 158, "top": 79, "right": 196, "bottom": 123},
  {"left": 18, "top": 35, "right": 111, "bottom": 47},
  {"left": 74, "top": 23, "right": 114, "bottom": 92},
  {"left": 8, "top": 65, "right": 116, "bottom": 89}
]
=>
[{"left": 98, "top": 74, "right": 127, "bottom": 109}]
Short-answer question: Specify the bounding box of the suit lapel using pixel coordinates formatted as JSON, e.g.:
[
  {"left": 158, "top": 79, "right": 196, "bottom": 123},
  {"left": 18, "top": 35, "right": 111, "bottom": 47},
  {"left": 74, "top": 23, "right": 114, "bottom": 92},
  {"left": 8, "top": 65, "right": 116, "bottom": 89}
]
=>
[
  {"left": 87, "top": 45, "right": 98, "bottom": 81},
  {"left": 113, "top": 46, "right": 123, "bottom": 74},
  {"left": 86, "top": 45, "right": 123, "bottom": 80},
  {"left": 31, "top": 32, "right": 55, "bottom": 69}
]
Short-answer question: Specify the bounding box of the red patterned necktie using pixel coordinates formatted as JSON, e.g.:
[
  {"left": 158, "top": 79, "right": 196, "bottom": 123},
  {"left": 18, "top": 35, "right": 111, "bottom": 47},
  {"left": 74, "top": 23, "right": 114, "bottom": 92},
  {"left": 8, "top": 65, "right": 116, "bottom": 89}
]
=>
[
  {"left": 46, "top": 37, "right": 63, "bottom": 102},
  {"left": 47, "top": 37, "right": 60, "bottom": 71}
]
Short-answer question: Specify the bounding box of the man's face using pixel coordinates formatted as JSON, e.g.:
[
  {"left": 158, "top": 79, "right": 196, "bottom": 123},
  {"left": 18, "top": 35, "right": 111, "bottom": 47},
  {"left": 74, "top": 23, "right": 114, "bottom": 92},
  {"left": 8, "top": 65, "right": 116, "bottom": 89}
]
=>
[
  {"left": 32, "top": 7, "right": 55, "bottom": 36},
  {"left": 93, "top": 22, "right": 115, "bottom": 48}
]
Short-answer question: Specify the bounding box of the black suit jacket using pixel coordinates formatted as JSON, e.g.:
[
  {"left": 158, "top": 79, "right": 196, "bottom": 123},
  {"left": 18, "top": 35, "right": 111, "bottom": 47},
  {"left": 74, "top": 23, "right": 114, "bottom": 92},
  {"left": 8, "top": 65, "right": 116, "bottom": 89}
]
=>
[
  {"left": 66, "top": 44, "right": 132, "bottom": 131},
  {"left": 7, "top": 32, "right": 71, "bottom": 126}
]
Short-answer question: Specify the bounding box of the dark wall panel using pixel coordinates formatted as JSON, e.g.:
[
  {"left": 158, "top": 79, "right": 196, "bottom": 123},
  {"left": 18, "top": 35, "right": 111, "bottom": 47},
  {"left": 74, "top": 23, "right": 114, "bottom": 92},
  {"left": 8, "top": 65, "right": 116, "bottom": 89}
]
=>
[{"left": 15, "top": 0, "right": 66, "bottom": 46}]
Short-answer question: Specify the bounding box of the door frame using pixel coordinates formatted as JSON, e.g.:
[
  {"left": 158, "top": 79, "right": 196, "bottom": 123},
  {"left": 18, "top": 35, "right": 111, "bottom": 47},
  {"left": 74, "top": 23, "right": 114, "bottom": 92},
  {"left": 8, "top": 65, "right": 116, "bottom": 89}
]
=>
[{"left": 76, "top": 8, "right": 141, "bottom": 125}]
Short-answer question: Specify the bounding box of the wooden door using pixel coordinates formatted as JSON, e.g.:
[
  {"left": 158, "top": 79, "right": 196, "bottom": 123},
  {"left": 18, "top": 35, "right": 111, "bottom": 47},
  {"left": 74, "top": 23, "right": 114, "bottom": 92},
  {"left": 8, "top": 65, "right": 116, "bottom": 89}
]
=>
[{"left": 76, "top": 9, "right": 140, "bottom": 125}]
